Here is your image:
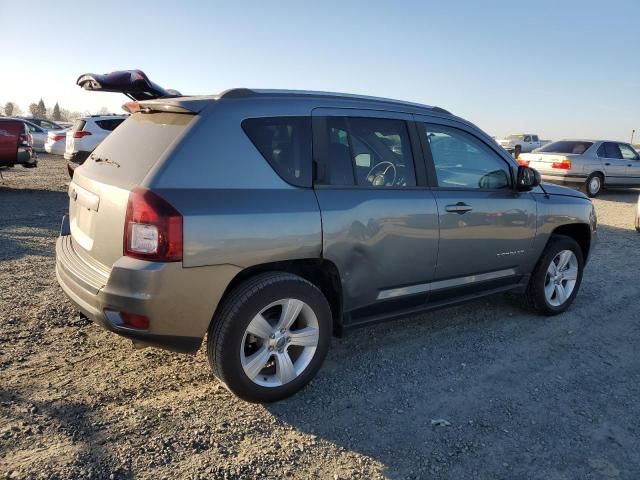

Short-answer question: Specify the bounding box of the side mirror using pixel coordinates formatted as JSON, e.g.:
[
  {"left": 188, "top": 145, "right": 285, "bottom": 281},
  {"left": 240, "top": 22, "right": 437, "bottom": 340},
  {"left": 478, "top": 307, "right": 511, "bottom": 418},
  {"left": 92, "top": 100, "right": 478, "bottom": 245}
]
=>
[{"left": 516, "top": 166, "right": 541, "bottom": 191}]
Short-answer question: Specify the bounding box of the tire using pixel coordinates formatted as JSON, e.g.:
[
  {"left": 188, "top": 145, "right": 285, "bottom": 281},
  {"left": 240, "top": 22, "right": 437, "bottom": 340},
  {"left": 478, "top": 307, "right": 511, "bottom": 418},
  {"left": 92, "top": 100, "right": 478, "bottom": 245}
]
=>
[
  {"left": 67, "top": 164, "right": 74, "bottom": 178},
  {"left": 523, "top": 235, "right": 584, "bottom": 315},
  {"left": 584, "top": 173, "right": 603, "bottom": 198},
  {"left": 207, "top": 272, "right": 332, "bottom": 403}
]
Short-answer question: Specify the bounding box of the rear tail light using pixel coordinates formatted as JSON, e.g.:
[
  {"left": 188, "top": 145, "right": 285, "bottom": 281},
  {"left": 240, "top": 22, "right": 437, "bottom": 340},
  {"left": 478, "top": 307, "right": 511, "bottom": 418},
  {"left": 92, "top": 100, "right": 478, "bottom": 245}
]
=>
[
  {"left": 19, "top": 133, "right": 29, "bottom": 145},
  {"left": 51, "top": 134, "right": 65, "bottom": 141},
  {"left": 517, "top": 158, "right": 530, "bottom": 166},
  {"left": 72, "top": 130, "right": 92, "bottom": 138},
  {"left": 121, "top": 312, "right": 150, "bottom": 330},
  {"left": 124, "top": 187, "right": 183, "bottom": 262},
  {"left": 552, "top": 159, "right": 572, "bottom": 170}
]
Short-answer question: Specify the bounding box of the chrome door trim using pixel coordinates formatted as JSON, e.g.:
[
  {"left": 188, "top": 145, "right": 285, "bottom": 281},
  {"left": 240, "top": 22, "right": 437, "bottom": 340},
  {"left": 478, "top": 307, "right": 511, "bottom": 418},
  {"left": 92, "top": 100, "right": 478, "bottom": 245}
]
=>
[{"left": 377, "top": 268, "right": 517, "bottom": 300}]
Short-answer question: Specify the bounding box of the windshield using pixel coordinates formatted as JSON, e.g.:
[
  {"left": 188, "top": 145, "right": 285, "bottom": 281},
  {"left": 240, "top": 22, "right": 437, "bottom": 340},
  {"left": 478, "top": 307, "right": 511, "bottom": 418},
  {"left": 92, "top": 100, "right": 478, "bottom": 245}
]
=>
[
  {"left": 538, "top": 141, "right": 593, "bottom": 154},
  {"left": 507, "top": 134, "right": 525, "bottom": 140}
]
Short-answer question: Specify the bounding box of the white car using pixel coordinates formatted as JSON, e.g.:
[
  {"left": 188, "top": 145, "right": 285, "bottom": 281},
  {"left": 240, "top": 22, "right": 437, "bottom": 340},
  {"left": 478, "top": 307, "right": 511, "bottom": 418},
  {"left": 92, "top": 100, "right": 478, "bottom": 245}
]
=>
[
  {"left": 64, "top": 114, "right": 127, "bottom": 176},
  {"left": 497, "top": 134, "right": 550, "bottom": 156},
  {"left": 44, "top": 129, "right": 69, "bottom": 155}
]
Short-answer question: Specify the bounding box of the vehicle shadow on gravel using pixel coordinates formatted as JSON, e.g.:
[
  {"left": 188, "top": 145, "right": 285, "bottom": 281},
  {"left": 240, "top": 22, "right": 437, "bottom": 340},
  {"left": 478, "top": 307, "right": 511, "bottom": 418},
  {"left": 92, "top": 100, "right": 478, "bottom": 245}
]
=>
[
  {"left": 0, "top": 188, "right": 68, "bottom": 261},
  {"left": 0, "top": 388, "right": 129, "bottom": 478},
  {"left": 266, "top": 222, "right": 640, "bottom": 478}
]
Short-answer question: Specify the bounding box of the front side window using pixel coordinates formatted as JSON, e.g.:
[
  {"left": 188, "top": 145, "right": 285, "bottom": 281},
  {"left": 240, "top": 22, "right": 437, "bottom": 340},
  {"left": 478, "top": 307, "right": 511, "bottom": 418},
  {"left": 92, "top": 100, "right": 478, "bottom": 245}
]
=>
[
  {"left": 422, "top": 124, "right": 511, "bottom": 190},
  {"left": 532, "top": 135, "right": 539, "bottom": 142},
  {"left": 242, "top": 116, "right": 312, "bottom": 187},
  {"left": 324, "top": 117, "right": 416, "bottom": 187},
  {"left": 618, "top": 143, "right": 639, "bottom": 160},
  {"left": 524, "top": 135, "right": 532, "bottom": 142}
]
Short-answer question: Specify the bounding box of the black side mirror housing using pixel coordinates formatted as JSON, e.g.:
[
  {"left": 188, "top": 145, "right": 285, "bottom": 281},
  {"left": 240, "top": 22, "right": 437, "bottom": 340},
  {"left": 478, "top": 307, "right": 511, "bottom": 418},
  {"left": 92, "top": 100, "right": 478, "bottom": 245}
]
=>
[{"left": 516, "top": 166, "right": 541, "bottom": 191}]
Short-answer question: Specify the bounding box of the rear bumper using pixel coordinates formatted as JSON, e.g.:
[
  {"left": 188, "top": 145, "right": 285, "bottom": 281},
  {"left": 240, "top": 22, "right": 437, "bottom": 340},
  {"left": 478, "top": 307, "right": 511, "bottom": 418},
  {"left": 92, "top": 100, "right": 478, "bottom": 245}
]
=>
[
  {"left": 55, "top": 235, "right": 240, "bottom": 353},
  {"left": 45, "top": 142, "right": 65, "bottom": 156}
]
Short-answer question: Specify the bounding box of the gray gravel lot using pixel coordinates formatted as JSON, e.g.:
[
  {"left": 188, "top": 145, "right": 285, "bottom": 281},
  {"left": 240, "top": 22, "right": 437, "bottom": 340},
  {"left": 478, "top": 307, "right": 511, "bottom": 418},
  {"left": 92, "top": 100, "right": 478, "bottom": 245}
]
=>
[{"left": 1, "top": 154, "right": 640, "bottom": 479}]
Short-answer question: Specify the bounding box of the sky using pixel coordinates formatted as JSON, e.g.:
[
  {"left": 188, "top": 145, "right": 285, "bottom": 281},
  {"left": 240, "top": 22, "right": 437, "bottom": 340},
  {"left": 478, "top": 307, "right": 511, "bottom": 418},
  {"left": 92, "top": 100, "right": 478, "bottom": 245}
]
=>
[{"left": 2, "top": 0, "right": 639, "bottom": 141}]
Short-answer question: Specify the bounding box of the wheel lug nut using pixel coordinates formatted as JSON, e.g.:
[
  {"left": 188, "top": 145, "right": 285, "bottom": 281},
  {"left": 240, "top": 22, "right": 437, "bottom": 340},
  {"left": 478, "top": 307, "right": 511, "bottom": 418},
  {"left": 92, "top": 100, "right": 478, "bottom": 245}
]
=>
[
  {"left": 268, "top": 346, "right": 274, "bottom": 351},
  {"left": 270, "top": 334, "right": 275, "bottom": 339},
  {"left": 280, "top": 328, "right": 285, "bottom": 334}
]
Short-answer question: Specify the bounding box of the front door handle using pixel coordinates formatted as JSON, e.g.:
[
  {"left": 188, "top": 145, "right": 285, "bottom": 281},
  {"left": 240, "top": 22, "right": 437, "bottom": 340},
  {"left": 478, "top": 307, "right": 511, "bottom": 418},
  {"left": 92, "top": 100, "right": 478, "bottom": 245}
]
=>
[{"left": 445, "top": 202, "right": 473, "bottom": 214}]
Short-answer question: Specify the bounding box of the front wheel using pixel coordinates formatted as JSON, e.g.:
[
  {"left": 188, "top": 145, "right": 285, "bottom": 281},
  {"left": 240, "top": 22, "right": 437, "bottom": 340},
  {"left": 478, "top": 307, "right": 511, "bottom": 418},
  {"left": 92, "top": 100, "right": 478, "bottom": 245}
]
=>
[
  {"left": 207, "top": 272, "right": 332, "bottom": 403},
  {"left": 523, "top": 235, "right": 584, "bottom": 315}
]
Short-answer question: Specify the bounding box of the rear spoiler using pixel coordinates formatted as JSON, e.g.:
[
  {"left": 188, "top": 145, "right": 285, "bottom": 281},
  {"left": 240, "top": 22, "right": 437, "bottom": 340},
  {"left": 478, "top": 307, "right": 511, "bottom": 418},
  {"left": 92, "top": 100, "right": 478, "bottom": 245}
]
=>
[{"left": 76, "top": 70, "right": 181, "bottom": 101}]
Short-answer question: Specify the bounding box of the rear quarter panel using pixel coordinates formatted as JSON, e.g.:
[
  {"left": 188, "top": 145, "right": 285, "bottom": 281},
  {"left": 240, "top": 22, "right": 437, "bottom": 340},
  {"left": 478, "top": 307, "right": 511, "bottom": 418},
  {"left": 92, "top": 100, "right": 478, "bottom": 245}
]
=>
[{"left": 148, "top": 99, "right": 323, "bottom": 268}]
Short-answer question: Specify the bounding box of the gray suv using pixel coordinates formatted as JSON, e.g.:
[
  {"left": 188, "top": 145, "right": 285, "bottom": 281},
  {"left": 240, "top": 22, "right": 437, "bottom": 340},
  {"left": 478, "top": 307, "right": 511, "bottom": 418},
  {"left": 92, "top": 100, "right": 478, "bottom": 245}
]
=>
[{"left": 56, "top": 86, "right": 597, "bottom": 402}]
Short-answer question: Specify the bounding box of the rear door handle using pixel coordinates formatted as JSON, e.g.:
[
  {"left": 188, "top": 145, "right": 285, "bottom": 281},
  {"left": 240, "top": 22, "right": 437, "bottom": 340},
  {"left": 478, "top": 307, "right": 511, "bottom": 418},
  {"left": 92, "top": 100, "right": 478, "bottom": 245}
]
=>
[
  {"left": 604, "top": 162, "right": 611, "bottom": 166},
  {"left": 445, "top": 202, "right": 473, "bottom": 214}
]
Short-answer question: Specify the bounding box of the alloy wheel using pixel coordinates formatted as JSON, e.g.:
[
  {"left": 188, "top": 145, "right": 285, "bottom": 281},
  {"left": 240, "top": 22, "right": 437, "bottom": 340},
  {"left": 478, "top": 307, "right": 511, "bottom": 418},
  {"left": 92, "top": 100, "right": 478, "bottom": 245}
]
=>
[
  {"left": 240, "top": 298, "right": 319, "bottom": 387},
  {"left": 544, "top": 250, "right": 579, "bottom": 307}
]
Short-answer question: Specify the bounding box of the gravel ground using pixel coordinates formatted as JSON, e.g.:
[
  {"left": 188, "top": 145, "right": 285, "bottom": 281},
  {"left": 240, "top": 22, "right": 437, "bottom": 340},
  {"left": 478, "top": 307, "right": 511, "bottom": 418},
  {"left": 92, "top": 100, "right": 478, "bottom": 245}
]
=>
[{"left": 1, "top": 154, "right": 640, "bottom": 480}]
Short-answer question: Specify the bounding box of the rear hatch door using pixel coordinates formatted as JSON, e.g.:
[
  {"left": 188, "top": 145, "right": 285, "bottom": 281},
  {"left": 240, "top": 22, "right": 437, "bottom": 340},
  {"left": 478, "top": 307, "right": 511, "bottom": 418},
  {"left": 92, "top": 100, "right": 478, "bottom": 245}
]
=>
[
  {"left": 68, "top": 109, "right": 197, "bottom": 269},
  {"left": 0, "top": 121, "right": 21, "bottom": 162}
]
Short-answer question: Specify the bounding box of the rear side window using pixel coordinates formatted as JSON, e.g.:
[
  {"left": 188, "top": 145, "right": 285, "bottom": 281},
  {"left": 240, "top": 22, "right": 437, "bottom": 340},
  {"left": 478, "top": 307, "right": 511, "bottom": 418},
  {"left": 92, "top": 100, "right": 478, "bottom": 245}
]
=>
[
  {"left": 322, "top": 116, "right": 416, "bottom": 187},
  {"left": 72, "top": 120, "right": 86, "bottom": 132},
  {"left": 597, "top": 142, "right": 622, "bottom": 159},
  {"left": 96, "top": 119, "right": 125, "bottom": 131},
  {"left": 242, "top": 117, "right": 312, "bottom": 187}
]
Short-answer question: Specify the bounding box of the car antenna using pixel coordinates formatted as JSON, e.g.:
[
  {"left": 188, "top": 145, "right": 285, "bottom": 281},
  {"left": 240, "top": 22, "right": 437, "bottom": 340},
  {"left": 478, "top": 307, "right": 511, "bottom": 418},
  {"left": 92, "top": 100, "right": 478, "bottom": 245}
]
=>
[{"left": 538, "top": 182, "right": 550, "bottom": 198}]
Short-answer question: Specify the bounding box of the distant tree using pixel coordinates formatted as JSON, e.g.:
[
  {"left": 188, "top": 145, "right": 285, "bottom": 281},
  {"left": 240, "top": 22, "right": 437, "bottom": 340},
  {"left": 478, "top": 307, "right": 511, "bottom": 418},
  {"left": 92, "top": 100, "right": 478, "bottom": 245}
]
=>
[
  {"left": 29, "top": 103, "right": 38, "bottom": 117},
  {"left": 52, "top": 102, "right": 62, "bottom": 121},
  {"left": 12, "top": 104, "right": 23, "bottom": 116},
  {"left": 97, "top": 106, "right": 110, "bottom": 115},
  {"left": 36, "top": 98, "right": 46, "bottom": 118},
  {"left": 4, "top": 102, "right": 14, "bottom": 116}
]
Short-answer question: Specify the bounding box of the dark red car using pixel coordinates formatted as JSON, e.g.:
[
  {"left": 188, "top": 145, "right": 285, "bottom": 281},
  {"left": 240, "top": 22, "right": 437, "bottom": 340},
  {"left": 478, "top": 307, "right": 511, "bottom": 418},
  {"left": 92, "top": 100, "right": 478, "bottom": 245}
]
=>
[{"left": 0, "top": 118, "right": 37, "bottom": 168}]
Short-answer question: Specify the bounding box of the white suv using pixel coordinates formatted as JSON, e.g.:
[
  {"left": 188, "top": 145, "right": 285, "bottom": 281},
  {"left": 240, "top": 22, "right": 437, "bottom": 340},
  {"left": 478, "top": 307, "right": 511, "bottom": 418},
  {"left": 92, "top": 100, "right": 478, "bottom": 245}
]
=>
[{"left": 65, "top": 114, "right": 127, "bottom": 176}]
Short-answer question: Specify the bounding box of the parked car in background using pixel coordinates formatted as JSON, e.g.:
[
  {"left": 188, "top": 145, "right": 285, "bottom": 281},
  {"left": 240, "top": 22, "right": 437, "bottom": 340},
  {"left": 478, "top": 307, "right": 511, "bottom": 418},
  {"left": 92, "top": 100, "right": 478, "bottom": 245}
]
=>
[
  {"left": 19, "top": 117, "right": 66, "bottom": 131},
  {"left": 519, "top": 140, "right": 640, "bottom": 197},
  {"left": 64, "top": 114, "right": 127, "bottom": 176},
  {"left": 13, "top": 119, "right": 49, "bottom": 152},
  {"left": 57, "top": 71, "right": 597, "bottom": 402},
  {"left": 0, "top": 118, "right": 36, "bottom": 168},
  {"left": 44, "top": 129, "right": 69, "bottom": 155},
  {"left": 497, "top": 134, "right": 549, "bottom": 156}
]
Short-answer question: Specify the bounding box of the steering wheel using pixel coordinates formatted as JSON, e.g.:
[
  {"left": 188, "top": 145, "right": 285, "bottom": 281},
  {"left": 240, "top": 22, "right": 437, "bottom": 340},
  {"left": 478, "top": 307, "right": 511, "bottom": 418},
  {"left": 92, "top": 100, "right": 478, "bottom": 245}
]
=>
[{"left": 366, "top": 161, "right": 397, "bottom": 186}]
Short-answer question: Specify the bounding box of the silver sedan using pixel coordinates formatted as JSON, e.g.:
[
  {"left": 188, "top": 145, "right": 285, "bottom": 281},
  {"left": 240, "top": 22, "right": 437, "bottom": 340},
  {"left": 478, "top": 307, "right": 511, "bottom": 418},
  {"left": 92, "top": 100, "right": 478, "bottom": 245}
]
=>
[{"left": 519, "top": 140, "right": 640, "bottom": 197}]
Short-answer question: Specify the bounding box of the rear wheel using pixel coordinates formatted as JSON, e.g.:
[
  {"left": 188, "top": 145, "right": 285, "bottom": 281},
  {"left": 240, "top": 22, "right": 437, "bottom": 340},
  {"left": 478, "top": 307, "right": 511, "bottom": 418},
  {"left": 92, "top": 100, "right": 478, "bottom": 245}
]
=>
[
  {"left": 207, "top": 272, "right": 332, "bottom": 403},
  {"left": 584, "top": 173, "right": 603, "bottom": 198},
  {"left": 523, "top": 235, "right": 584, "bottom": 315}
]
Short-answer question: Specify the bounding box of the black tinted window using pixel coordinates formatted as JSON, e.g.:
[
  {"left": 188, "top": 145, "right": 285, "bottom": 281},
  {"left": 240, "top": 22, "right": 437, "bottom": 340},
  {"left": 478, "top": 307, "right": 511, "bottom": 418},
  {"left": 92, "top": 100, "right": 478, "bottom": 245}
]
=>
[
  {"left": 242, "top": 116, "right": 312, "bottom": 187},
  {"left": 598, "top": 142, "right": 622, "bottom": 159},
  {"left": 423, "top": 124, "right": 511, "bottom": 190},
  {"left": 538, "top": 141, "right": 593, "bottom": 154},
  {"left": 323, "top": 117, "right": 416, "bottom": 187},
  {"left": 96, "top": 119, "right": 125, "bottom": 131}
]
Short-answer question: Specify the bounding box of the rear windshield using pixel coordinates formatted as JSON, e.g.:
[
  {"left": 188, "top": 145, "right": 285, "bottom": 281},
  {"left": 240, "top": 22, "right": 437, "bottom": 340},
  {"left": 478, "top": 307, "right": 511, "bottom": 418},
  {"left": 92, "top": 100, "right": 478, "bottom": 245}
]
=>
[
  {"left": 95, "top": 118, "right": 125, "bottom": 131},
  {"left": 538, "top": 141, "right": 593, "bottom": 154},
  {"left": 72, "top": 119, "right": 86, "bottom": 132},
  {"left": 80, "top": 112, "right": 195, "bottom": 188}
]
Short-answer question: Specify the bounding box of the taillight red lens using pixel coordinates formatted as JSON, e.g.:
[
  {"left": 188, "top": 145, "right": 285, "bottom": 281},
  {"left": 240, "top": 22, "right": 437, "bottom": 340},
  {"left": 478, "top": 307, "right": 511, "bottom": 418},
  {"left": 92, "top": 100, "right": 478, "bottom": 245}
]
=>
[
  {"left": 73, "top": 130, "right": 92, "bottom": 138},
  {"left": 52, "top": 135, "right": 65, "bottom": 141},
  {"left": 517, "top": 158, "right": 530, "bottom": 166},
  {"left": 552, "top": 160, "right": 571, "bottom": 170},
  {"left": 121, "top": 312, "right": 150, "bottom": 330},
  {"left": 124, "top": 187, "right": 183, "bottom": 262}
]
